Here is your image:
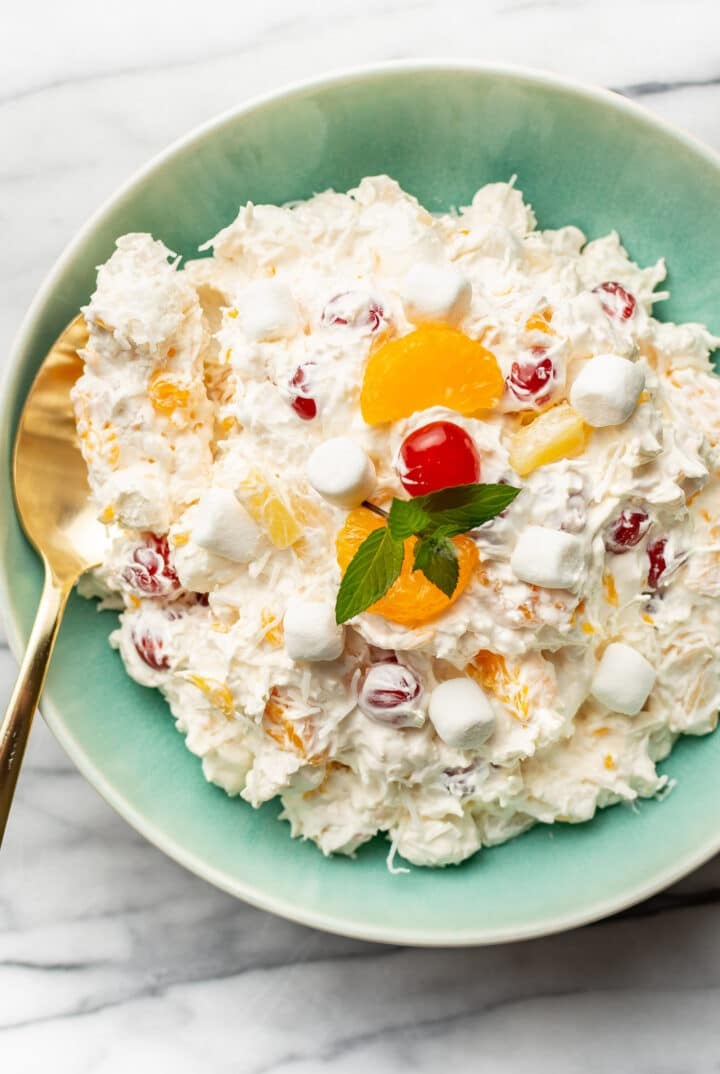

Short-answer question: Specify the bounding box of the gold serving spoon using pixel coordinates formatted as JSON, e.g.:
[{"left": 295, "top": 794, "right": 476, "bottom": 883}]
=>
[{"left": 0, "top": 315, "right": 104, "bottom": 845}]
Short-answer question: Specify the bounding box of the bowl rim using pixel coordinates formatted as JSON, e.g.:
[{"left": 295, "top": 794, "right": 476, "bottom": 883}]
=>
[{"left": 3, "top": 58, "right": 720, "bottom": 946}]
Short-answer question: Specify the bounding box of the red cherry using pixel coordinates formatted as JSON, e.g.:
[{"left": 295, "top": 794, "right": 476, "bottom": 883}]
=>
[
  {"left": 358, "top": 664, "right": 423, "bottom": 726},
  {"left": 123, "top": 563, "right": 162, "bottom": 595},
  {"left": 397, "top": 421, "right": 480, "bottom": 497},
  {"left": 593, "top": 281, "right": 636, "bottom": 320},
  {"left": 122, "top": 534, "right": 179, "bottom": 596},
  {"left": 362, "top": 666, "right": 422, "bottom": 710},
  {"left": 647, "top": 538, "right": 668, "bottom": 589},
  {"left": 442, "top": 761, "right": 482, "bottom": 797},
  {"left": 506, "top": 352, "right": 555, "bottom": 405},
  {"left": 132, "top": 627, "right": 169, "bottom": 671},
  {"left": 322, "top": 292, "right": 385, "bottom": 331},
  {"left": 605, "top": 509, "right": 650, "bottom": 554},
  {"left": 291, "top": 395, "right": 317, "bottom": 420},
  {"left": 289, "top": 364, "right": 317, "bottom": 421}
]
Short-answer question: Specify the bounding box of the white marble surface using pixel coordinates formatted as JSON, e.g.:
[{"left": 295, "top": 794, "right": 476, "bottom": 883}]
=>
[{"left": 4, "top": 2, "right": 720, "bottom": 1069}]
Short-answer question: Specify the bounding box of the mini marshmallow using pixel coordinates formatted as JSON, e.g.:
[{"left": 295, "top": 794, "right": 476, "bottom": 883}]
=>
[
  {"left": 569, "top": 354, "right": 645, "bottom": 427},
  {"left": 192, "top": 488, "right": 262, "bottom": 563},
  {"left": 590, "top": 642, "right": 656, "bottom": 716},
  {"left": 402, "top": 262, "right": 472, "bottom": 325},
  {"left": 238, "top": 280, "right": 299, "bottom": 342},
  {"left": 428, "top": 678, "right": 496, "bottom": 749},
  {"left": 307, "top": 437, "right": 377, "bottom": 509},
  {"left": 284, "top": 598, "right": 345, "bottom": 662},
  {"left": 510, "top": 525, "right": 585, "bottom": 590}
]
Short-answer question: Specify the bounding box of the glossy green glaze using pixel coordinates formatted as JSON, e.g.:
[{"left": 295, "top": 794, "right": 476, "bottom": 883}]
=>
[{"left": 3, "top": 65, "right": 720, "bottom": 944}]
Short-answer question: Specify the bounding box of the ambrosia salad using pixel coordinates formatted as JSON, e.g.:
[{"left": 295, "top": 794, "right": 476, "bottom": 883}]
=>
[{"left": 72, "top": 176, "right": 720, "bottom": 867}]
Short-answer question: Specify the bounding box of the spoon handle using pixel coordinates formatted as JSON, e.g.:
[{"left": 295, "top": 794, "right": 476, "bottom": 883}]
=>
[{"left": 0, "top": 567, "right": 71, "bottom": 846}]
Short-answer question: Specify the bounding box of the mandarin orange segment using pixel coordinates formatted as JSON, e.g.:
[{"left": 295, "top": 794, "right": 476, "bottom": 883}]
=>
[
  {"left": 359, "top": 325, "right": 503, "bottom": 425},
  {"left": 263, "top": 688, "right": 324, "bottom": 762},
  {"left": 468, "top": 650, "right": 511, "bottom": 693},
  {"left": 264, "top": 690, "right": 307, "bottom": 754},
  {"left": 467, "top": 650, "right": 530, "bottom": 722},
  {"left": 186, "top": 674, "right": 235, "bottom": 718},
  {"left": 336, "top": 507, "right": 478, "bottom": 628}
]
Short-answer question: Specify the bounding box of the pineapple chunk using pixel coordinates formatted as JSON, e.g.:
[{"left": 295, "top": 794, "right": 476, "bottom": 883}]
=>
[
  {"left": 509, "top": 403, "right": 589, "bottom": 476},
  {"left": 148, "top": 374, "right": 190, "bottom": 414},
  {"left": 238, "top": 467, "right": 303, "bottom": 549},
  {"left": 260, "top": 609, "right": 284, "bottom": 647},
  {"left": 524, "top": 309, "right": 555, "bottom": 335}
]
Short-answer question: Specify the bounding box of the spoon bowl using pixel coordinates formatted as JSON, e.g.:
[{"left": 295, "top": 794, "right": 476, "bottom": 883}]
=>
[
  {"left": 13, "top": 316, "right": 103, "bottom": 577},
  {"left": 0, "top": 314, "right": 102, "bottom": 843}
]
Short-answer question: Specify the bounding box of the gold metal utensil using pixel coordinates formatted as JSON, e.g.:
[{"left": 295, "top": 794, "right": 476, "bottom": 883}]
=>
[{"left": 0, "top": 315, "right": 104, "bottom": 845}]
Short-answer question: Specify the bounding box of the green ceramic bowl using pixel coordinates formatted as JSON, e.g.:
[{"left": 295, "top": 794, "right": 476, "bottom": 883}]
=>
[{"left": 3, "top": 63, "right": 720, "bottom": 945}]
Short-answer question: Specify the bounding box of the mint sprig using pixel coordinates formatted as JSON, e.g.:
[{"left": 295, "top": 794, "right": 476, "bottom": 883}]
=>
[{"left": 335, "top": 482, "right": 520, "bottom": 624}]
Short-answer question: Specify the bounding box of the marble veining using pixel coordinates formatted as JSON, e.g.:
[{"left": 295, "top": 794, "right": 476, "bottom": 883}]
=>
[{"left": 4, "top": 1, "right": 720, "bottom": 1068}]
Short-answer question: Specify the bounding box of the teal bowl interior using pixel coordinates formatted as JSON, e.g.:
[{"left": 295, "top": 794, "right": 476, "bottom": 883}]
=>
[{"left": 3, "top": 64, "right": 720, "bottom": 944}]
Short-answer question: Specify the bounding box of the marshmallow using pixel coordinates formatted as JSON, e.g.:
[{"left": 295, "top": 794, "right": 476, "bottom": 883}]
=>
[
  {"left": 569, "top": 354, "right": 645, "bottom": 427},
  {"left": 358, "top": 663, "right": 425, "bottom": 728},
  {"left": 307, "top": 437, "right": 377, "bottom": 509},
  {"left": 284, "top": 598, "right": 345, "bottom": 662},
  {"left": 402, "top": 262, "right": 472, "bottom": 325},
  {"left": 590, "top": 642, "right": 656, "bottom": 716},
  {"left": 192, "top": 488, "right": 262, "bottom": 563},
  {"left": 511, "top": 525, "right": 585, "bottom": 590},
  {"left": 428, "top": 678, "right": 496, "bottom": 749},
  {"left": 238, "top": 280, "right": 299, "bottom": 342},
  {"left": 172, "top": 542, "right": 237, "bottom": 593}
]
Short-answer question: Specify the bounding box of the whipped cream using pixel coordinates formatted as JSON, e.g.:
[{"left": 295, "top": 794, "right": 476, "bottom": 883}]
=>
[{"left": 73, "top": 176, "right": 720, "bottom": 868}]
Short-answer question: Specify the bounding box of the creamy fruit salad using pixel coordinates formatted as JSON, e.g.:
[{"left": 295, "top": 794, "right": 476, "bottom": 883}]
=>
[{"left": 72, "top": 176, "right": 720, "bottom": 867}]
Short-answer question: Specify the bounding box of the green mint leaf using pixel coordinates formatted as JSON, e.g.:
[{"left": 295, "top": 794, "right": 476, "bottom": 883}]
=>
[
  {"left": 335, "top": 527, "right": 404, "bottom": 624},
  {"left": 388, "top": 497, "right": 432, "bottom": 540},
  {"left": 412, "top": 535, "right": 460, "bottom": 598},
  {"left": 388, "top": 484, "right": 520, "bottom": 541},
  {"left": 416, "top": 483, "right": 520, "bottom": 536}
]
